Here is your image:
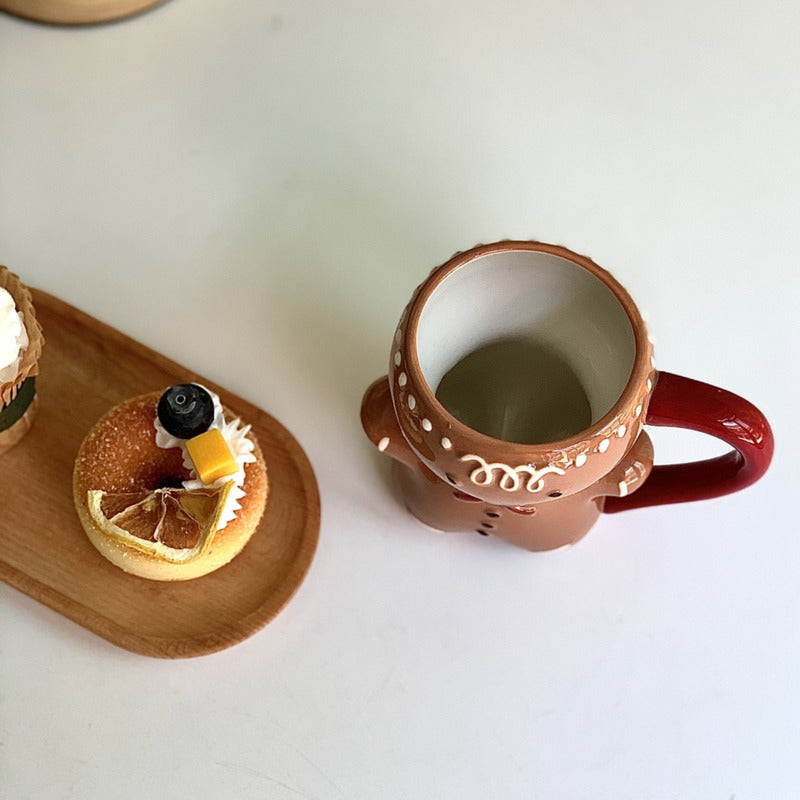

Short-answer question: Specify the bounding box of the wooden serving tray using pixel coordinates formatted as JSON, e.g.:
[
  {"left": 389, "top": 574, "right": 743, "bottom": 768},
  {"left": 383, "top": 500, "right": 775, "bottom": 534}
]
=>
[{"left": 0, "top": 289, "right": 320, "bottom": 658}]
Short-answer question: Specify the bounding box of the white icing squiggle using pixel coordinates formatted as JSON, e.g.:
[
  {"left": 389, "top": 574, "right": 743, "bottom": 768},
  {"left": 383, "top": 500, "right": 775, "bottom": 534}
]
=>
[
  {"left": 154, "top": 387, "right": 257, "bottom": 530},
  {"left": 460, "top": 454, "right": 565, "bottom": 493},
  {"left": 0, "top": 288, "right": 29, "bottom": 384}
]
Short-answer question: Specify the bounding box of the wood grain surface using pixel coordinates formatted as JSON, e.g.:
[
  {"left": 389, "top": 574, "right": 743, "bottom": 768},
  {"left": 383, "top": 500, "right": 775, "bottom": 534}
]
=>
[{"left": 0, "top": 289, "right": 320, "bottom": 658}]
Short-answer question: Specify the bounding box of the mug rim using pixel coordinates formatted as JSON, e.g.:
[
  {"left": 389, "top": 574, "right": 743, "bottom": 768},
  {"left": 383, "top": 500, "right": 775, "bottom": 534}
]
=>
[{"left": 400, "top": 240, "right": 653, "bottom": 455}]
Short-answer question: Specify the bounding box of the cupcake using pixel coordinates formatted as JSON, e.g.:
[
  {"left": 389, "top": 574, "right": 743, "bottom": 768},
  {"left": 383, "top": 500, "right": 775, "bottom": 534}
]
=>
[{"left": 0, "top": 266, "right": 44, "bottom": 455}]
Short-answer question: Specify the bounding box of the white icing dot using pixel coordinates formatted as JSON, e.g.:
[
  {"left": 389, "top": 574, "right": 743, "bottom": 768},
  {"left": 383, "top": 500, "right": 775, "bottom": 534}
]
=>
[
  {"left": 422, "top": 418, "right": 432, "bottom": 431},
  {"left": 635, "top": 404, "right": 643, "bottom": 418},
  {"left": 598, "top": 438, "right": 610, "bottom": 453},
  {"left": 394, "top": 351, "right": 402, "bottom": 366},
  {"left": 441, "top": 437, "right": 452, "bottom": 450},
  {"left": 398, "top": 372, "right": 407, "bottom": 387},
  {"left": 647, "top": 378, "right": 653, "bottom": 391},
  {"left": 617, "top": 425, "right": 627, "bottom": 438},
  {"left": 395, "top": 328, "right": 402, "bottom": 343},
  {"left": 408, "top": 395, "right": 416, "bottom": 410},
  {"left": 378, "top": 437, "right": 390, "bottom": 452},
  {"left": 575, "top": 452, "right": 587, "bottom": 467}
]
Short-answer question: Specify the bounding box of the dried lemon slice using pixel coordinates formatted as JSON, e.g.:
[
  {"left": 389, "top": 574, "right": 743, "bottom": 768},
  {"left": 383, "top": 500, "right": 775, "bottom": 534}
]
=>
[{"left": 86, "top": 480, "right": 235, "bottom": 564}]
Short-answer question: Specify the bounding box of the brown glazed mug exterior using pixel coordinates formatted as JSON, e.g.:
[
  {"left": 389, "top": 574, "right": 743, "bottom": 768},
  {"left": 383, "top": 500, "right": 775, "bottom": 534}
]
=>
[{"left": 361, "top": 241, "right": 773, "bottom": 551}]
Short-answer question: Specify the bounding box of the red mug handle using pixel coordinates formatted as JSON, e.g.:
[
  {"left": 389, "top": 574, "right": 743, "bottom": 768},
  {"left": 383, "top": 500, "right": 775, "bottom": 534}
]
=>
[{"left": 604, "top": 371, "right": 773, "bottom": 512}]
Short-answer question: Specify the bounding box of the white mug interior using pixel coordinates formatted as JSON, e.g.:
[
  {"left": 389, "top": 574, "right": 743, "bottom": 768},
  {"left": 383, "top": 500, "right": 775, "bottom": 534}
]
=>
[{"left": 415, "top": 249, "right": 636, "bottom": 433}]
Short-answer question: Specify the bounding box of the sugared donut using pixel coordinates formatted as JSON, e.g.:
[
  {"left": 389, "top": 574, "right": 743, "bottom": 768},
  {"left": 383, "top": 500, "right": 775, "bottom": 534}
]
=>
[{"left": 73, "top": 386, "right": 268, "bottom": 581}]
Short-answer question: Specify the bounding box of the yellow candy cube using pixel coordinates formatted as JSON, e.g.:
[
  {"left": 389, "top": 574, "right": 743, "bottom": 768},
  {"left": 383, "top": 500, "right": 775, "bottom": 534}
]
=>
[{"left": 186, "top": 428, "right": 238, "bottom": 484}]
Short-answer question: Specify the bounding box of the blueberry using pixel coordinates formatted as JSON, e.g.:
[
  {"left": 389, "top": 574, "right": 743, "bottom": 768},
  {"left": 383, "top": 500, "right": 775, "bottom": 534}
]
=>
[{"left": 157, "top": 384, "right": 215, "bottom": 439}]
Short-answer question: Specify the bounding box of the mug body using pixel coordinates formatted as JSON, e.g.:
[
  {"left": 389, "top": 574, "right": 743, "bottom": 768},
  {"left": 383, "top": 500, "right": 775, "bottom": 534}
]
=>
[{"left": 385, "top": 242, "right": 657, "bottom": 549}]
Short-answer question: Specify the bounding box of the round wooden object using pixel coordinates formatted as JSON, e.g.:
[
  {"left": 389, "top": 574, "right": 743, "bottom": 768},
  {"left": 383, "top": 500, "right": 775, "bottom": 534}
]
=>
[{"left": 0, "top": 0, "right": 167, "bottom": 25}]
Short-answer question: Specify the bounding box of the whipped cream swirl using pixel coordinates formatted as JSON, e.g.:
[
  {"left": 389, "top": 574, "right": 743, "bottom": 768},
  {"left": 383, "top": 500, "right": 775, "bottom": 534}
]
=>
[
  {"left": 0, "top": 288, "right": 29, "bottom": 385},
  {"left": 154, "top": 386, "right": 257, "bottom": 530}
]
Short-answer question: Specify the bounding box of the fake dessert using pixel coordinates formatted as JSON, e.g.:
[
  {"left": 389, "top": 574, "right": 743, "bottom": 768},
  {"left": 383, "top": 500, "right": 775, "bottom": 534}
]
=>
[
  {"left": 0, "top": 266, "right": 44, "bottom": 456},
  {"left": 73, "top": 383, "right": 268, "bottom": 581}
]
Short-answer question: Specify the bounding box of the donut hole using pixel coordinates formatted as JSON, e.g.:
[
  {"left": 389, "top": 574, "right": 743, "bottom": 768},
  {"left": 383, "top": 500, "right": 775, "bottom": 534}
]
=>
[{"left": 157, "top": 475, "right": 185, "bottom": 490}]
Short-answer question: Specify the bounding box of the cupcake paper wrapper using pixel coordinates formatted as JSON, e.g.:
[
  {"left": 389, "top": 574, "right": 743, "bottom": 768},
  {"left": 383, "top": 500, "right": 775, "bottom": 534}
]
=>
[{"left": 0, "top": 266, "right": 44, "bottom": 408}]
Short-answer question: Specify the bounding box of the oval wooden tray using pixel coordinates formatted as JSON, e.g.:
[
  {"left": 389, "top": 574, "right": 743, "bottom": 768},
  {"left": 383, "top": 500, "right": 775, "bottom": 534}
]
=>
[{"left": 0, "top": 289, "right": 320, "bottom": 658}]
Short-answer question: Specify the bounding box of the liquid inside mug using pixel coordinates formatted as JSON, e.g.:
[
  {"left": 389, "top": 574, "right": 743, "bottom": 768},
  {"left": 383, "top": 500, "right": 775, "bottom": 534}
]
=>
[{"left": 361, "top": 241, "right": 774, "bottom": 551}]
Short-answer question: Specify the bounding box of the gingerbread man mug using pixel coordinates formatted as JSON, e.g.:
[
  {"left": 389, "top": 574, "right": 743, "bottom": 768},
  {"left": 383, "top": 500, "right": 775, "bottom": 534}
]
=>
[{"left": 361, "top": 241, "right": 773, "bottom": 551}]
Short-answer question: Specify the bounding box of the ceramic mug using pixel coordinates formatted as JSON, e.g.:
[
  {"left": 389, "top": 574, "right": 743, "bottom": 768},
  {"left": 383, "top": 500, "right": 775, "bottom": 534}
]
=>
[{"left": 361, "top": 241, "right": 773, "bottom": 551}]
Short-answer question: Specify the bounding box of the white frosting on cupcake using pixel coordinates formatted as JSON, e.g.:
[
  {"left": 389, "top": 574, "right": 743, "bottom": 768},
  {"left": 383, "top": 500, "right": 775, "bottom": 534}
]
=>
[
  {"left": 0, "top": 288, "right": 29, "bottom": 384},
  {"left": 153, "top": 386, "right": 257, "bottom": 530}
]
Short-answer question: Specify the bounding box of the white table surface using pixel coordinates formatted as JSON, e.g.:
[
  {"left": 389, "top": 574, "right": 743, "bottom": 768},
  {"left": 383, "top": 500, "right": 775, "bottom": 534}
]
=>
[{"left": 1, "top": 2, "right": 797, "bottom": 798}]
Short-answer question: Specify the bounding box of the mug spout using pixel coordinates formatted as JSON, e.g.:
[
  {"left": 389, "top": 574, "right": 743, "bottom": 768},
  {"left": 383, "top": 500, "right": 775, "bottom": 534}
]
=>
[{"left": 361, "top": 376, "right": 419, "bottom": 468}]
